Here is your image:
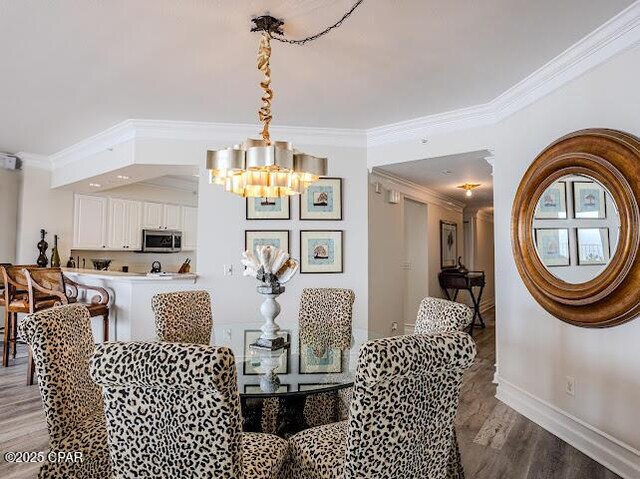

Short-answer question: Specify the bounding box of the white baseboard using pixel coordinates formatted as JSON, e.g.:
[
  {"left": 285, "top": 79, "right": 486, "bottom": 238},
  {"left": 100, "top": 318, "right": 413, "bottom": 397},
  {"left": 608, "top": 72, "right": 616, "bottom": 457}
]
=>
[{"left": 496, "top": 376, "right": 640, "bottom": 479}]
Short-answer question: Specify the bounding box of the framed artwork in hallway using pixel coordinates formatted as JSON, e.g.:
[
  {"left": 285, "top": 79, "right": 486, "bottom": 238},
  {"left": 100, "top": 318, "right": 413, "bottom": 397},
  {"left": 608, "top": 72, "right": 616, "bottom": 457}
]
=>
[{"left": 440, "top": 221, "right": 458, "bottom": 269}]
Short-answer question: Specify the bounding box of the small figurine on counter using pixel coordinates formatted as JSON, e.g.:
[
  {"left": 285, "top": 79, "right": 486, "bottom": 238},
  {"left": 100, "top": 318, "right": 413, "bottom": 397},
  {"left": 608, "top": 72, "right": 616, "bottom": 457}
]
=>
[{"left": 66, "top": 256, "right": 76, "bottom": 268}]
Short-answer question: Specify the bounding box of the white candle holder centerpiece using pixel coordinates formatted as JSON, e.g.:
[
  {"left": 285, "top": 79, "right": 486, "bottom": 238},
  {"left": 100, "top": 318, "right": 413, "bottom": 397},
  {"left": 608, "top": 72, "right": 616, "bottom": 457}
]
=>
[{"left": 241, "top": 245, "right": 299, "bottom": 350}]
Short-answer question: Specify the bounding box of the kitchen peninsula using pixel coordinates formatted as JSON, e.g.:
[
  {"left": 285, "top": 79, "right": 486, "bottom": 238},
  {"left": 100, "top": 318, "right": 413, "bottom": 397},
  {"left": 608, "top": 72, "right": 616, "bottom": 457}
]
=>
[{"left": 63, "top": 268, "right": 199, "bottom": 342}]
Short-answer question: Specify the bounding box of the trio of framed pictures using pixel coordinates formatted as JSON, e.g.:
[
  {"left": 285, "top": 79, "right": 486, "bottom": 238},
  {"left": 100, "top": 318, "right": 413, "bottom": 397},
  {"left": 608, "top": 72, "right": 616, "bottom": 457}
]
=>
[
  {"left": 534, "top": 181, "right": 608, "bottom": 220},
  {"left": 535, "top": 228, "right": 611, "bottom": 267},
  {"left": 244, "top": 178, "right": 344, "bottom": 274}
]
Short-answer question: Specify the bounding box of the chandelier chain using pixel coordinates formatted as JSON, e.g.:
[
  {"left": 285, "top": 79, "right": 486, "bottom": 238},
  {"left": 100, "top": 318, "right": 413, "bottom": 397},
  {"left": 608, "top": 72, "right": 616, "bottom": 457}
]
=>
[
  {"left": 257, "top": 32, "right": 273, "bottom": 144},
  {"left": 271, "top": 0, "right": 365, "bottom": 45}
]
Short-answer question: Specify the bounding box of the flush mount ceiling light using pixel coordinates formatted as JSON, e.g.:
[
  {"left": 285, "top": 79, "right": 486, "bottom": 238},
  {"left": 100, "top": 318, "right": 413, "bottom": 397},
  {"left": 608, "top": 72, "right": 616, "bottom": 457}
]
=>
[
  {"left": 206, "top": 1, "right": 365, "bottom": 198},
  {"left": 458, "top": 183, "right": 481, "bottom": 197}
]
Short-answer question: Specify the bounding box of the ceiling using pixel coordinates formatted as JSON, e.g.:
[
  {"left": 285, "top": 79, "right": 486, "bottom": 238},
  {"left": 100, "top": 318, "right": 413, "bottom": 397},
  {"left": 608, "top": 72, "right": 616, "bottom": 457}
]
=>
[
  {"left": 0, "top": 0, "right": 633, "bottom": 154},
  {"left": 61, "top": 165, "right": 199, "bottom": 194},
  {"left": 375, "top": 151, "right": 494, "bottom": 209}
]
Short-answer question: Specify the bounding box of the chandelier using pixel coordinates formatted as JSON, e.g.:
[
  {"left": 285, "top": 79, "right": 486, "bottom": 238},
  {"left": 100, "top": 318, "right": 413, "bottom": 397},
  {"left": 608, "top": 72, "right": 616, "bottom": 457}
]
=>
[
  {"left": 206, "top": 16, "right": 327, "bottom": 198},
  {"left": 206, "top": 2, "right": 365, "bottom": 198}
]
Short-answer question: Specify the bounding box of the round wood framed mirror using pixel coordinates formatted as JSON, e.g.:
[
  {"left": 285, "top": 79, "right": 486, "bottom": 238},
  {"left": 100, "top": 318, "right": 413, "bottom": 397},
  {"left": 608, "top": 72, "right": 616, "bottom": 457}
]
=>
[{"left": 512, "top": 129, "right": 640, "bottom": 327}]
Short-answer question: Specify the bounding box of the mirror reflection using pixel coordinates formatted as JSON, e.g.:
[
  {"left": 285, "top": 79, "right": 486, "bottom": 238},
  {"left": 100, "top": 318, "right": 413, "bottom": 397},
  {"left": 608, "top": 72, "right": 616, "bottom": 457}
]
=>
[{"left": 532, "top": 174, "right": 620, "bottom": 284}]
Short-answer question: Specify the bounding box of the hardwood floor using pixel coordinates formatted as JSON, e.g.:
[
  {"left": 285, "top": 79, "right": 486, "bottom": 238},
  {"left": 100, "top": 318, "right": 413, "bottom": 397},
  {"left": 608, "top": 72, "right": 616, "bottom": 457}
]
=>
[{"left": 0, "top": 314, "right": 621, "bottom": 478}]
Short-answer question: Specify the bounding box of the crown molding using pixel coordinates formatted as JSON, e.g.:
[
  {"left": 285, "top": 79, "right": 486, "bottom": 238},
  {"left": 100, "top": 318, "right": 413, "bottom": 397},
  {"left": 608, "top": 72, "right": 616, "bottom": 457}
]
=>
[
  {"left": 16, "top": 152, "right": 52, "bottom": 171},
  {"left": 49, "top": 119, "right": 367, "bottom": 169},
  {"left": 371, "top": 169, "right": 465, "bottom": 212},
  {"left": 367, "top": 1, "right": 640, "bottom": 147}
]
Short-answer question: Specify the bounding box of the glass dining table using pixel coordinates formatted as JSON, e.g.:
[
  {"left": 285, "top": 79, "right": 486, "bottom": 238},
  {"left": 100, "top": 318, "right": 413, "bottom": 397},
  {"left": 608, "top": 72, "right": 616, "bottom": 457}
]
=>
[{"left": 211, "top": 320, "right": 373, "bottom": 438}]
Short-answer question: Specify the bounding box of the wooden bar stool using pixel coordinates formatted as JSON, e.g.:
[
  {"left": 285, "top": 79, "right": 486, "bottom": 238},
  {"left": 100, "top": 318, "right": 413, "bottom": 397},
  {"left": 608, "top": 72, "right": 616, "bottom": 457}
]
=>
[
  {"left": 1, "top": 264, "right": 37, "bottom": 368},
  {"left": 25, "top": 268, "right": 111, "bottom": 385}
]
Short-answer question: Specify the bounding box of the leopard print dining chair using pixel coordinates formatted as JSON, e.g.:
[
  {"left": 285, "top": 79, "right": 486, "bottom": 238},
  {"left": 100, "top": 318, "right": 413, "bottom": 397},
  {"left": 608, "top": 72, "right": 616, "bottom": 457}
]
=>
[
  {"left": 298, "top": 288, "right": 355, "bottom": 428},
  {"left": 90, "top": 341, "right": 288, "bottom": 479},
  {"left": 287, "top": 331, "right": 477, "bottom": 479},
  {"left": 152, "top": 290, "right": 213, "bottom": 344},
  {"left": 18, "top": 304, "right": 111, "bottom": 479},
  {"left": 298, "top": 288, "right": 355, "bottom": 356},
  {"left": 414, "top": 296, "right": 474, "bottom": 479},
  {"left": 415, "top": 297, "right": 473, "bottom": 334}
]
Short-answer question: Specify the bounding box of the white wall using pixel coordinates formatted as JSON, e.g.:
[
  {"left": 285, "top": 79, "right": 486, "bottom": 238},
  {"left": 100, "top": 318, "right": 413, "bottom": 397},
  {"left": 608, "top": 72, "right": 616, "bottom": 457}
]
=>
[
  {"left": 368, "top": 43, "right": 640, "bottom": 477},
  {"left": 0, "top": 168, "right": 21, "bottom": 262},
  {"left": 16, "top": 165, "right": 74, "bottom": 265}
]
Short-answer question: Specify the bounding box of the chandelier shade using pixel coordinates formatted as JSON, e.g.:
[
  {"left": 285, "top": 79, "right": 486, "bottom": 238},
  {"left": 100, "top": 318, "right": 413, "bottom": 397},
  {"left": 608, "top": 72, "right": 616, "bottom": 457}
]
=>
[{"left": 207, "top": 138, "right": 327, "bottom": 197}]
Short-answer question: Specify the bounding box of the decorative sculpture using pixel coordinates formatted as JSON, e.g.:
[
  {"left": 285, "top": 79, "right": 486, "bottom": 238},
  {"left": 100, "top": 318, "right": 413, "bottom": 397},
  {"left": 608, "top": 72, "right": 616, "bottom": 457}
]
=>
[
  {"left": 241, "top": 245, "right": 299, "bottom": 349},
  {"left": 36, "top": 229, "right": 49, "bottom": 267}
]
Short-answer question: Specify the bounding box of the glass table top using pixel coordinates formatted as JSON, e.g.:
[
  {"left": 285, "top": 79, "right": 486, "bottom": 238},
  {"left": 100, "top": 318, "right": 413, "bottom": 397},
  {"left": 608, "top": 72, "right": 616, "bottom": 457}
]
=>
[{"left": 211, "top": 321, "right": 376, "bottom": 398}]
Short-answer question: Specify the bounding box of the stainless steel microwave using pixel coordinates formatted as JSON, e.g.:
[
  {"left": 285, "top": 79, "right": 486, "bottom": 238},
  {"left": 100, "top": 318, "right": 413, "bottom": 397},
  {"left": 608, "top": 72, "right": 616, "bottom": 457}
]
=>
[{"left": 141, "top": 229, "right": 182, "bottom": 253}]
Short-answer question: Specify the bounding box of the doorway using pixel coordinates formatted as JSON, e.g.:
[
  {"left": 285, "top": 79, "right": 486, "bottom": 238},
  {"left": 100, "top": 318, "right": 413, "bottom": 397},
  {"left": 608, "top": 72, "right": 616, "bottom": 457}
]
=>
[{"left": 403, "top": 198, "right": 429, "bottom": 330}]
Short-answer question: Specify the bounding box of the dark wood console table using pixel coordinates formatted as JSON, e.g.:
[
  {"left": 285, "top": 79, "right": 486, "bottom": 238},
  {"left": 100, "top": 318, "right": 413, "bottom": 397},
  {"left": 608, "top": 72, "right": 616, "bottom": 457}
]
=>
[{"left": 438, "top": 270, "right": 486, "bottom": 335}]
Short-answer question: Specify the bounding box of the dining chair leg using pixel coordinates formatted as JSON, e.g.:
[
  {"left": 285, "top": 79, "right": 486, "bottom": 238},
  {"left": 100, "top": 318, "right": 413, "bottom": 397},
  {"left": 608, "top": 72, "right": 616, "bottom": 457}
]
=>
[
  {"left": 2, "top": 310, "right": 10, "bottom": 367},
  {"left": 103, "top": 314, "right": 109, "bottom": 342},
  {"left": 27, "top": 348, "right": 35, "bottom": 386}
]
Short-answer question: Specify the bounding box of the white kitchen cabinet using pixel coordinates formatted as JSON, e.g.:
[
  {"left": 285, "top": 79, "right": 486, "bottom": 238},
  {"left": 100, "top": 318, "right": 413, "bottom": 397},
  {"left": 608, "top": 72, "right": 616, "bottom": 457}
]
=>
[
  {"left": 107, "top": 199, "right": 143, "bottom": 250},
  {"left": 142, "top": 202, "right": 182, "bottom": 230},
  {"left": 127, "top": 200, "right": 143, "bottom": 250},
  {"left": 73, "top": 195, "right": 108, "bottom": 249},
  {"left": 107, "top": 198, "right": 128, "bottom": 249},
  {"left": 164, "top": 204, "right": 182, "bottom": 230},
  {"left": 142, "top": 202, "right": 164, "bottom": 229},
  {"left": 181, "top": 206, "right": 198, "bottom": 251}
]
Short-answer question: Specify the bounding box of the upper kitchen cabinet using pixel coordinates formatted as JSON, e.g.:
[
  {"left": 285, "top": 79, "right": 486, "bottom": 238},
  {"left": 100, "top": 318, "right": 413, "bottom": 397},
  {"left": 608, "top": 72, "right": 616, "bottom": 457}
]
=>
[
  {"left": 143, "top": 202, "right": 182, "bottom": 230},
  {"left": 164, "top": 204, "right": 182, "bottom": 230},
  {"left": 73, "top": 194, "right": 108, "bottom": 249},
  {"left": 142, "top": 202, "right": 164, "bottom": 229},
  {"left": 181, "top": 206, "right": 198, "bottom": 251},
  {"left": 107, "top": 199, "right": 142, "bottom": 250}
]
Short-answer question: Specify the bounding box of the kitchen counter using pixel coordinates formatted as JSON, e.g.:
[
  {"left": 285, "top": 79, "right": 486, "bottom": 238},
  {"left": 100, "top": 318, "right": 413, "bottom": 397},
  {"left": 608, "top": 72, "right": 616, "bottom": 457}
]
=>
[
  {"left": 63, "top": 268, "right": 197, "bottom": 283},
  {"left": 64, "top": 269, "right": 201, "bottom": 341}
]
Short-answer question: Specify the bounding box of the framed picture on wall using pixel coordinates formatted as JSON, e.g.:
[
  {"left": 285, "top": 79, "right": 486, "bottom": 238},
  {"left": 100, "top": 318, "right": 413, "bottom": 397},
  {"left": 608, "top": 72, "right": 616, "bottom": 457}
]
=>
[
  {"left": 535, "top": 181, "right": 568, "bottom": 219},
  {"left": 299, "top": 344, "right": 342, "bottom": 374},
  {"left": 534, "top": 228, "right": 570, "bottom": 267},
  {"left": 299, "top": 230, "right": 344, "bottom": 273},
  {"left": 576, "top": 228, "right": 610, "bottom": 265},
  {"left": 573, "top": 181, "right": 607, "bottom": 219},
  {"left": 440, "top": 221, "right": 458, "bottom": 269},
  {"left": 245, "top": 230, "right": 290, "bottom": 257},
  {"left": 243, "top": 330, "right": 290, "bottom": 375},
  {"left": 246, "top": 197, "right": 290, "bottom": 220},
  {"left": 300, "top": 177, "right": 343, "bottom": 220}
]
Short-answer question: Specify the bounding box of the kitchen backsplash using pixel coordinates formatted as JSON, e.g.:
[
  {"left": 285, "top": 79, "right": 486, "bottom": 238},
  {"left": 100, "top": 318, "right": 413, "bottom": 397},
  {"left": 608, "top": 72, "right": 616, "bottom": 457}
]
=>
[{"left": 70, "top": 250, "right": 196, "bottom": 274}]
